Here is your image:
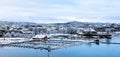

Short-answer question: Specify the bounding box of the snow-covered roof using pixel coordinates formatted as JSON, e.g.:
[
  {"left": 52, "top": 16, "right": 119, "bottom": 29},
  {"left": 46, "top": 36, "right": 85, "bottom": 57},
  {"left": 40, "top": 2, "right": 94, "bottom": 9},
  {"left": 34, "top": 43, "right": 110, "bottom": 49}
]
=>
[
  {"left": 49, "top": 33, "right": 70, "bottom": 36},
  {"left": 33, "top": 35, "right": 46, "bottom": 38},
  {"left": 84, "top": 28, "right": 96, "bottom": 32}
]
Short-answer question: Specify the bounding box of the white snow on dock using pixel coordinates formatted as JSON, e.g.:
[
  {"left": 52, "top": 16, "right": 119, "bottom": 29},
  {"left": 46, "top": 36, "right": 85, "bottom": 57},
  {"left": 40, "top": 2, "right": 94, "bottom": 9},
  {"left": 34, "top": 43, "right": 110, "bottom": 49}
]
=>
[
  {"left": 0, "top": 38, "right": 30, "bottom": 45},
  {"left": 48, "top": 38, "right": 94, "bottom": 42}
]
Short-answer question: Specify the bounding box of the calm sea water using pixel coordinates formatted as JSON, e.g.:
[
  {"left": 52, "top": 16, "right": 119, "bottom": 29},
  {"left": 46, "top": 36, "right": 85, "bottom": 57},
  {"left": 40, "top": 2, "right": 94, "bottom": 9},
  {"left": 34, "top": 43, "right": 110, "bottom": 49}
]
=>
[{"left": 0, "top": 37, "right": 120, "bottom": 57}]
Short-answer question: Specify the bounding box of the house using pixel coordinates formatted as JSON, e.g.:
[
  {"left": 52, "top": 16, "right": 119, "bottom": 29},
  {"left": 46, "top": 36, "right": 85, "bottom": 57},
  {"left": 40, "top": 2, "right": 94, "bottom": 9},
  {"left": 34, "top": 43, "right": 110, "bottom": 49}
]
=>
[{"left": 32, "top": 35, "right": 47, "bottom": 41}]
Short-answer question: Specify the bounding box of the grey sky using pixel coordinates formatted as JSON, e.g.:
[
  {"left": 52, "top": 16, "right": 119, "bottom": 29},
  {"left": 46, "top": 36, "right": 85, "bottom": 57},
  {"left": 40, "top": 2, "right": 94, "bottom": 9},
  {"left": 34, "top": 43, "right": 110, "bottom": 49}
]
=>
[{"left": 0, "top": 0, "right": 120, "bottom": 23}]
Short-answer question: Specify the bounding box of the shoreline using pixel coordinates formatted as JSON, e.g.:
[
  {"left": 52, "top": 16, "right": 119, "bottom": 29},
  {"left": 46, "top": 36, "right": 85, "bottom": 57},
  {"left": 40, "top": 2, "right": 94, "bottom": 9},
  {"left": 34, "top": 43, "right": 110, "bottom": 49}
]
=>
[{"left": 0, "top": 38, "right": 31, "bottom": 45}]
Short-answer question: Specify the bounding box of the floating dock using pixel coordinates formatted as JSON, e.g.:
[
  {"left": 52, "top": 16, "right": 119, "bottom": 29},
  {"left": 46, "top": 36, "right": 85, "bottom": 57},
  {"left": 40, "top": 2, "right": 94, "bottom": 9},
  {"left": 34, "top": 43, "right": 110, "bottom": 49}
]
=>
[{"left": 78, "top": 33, "right": 112, "bottom": 38}]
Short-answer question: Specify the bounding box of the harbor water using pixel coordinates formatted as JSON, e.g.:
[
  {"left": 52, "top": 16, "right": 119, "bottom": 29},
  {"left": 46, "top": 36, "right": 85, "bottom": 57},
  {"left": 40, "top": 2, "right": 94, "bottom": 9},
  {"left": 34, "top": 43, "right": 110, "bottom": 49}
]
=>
[{"left": 0, "top": 37, "right": 120, "bottom": 57}]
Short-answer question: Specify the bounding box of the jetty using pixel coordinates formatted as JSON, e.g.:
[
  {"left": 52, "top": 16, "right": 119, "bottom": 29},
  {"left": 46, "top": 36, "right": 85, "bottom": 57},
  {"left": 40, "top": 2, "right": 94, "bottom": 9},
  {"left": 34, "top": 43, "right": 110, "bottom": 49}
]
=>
[
  {"left": 0, "top": 40, "right": 88, "bottom": 51},
  {"left": 0, "top": 38, "right": 31, "bottom": 45},
  {"left": 79, "top": 33, "right": 112, "bottom": 38}
]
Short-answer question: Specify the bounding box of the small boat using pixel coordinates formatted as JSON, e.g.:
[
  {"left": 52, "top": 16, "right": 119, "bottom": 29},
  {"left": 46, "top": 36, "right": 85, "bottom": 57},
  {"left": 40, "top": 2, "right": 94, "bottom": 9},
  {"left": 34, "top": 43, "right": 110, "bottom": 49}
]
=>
[{"left": 32, "top": 35, "right": 47, "bottom": 41}]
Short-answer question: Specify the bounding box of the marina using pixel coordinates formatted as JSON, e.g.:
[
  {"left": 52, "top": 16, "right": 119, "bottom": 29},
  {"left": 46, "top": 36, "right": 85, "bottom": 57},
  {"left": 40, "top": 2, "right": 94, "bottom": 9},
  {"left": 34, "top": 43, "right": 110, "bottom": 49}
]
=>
[
  {"left": 0, "top": 36, "right": 94, "bottom": 50},
  {"left": 0, "top": 0, "right": 120, "bottom": 57},
  {"left": 0, "top": 24, "right": 120, "bottom": 57},
  {"left": 0, "top": 26, "right": 119, "bottom": 57},
  {"left": 0, "top": 36, "right": 120, "bottom": 57}
]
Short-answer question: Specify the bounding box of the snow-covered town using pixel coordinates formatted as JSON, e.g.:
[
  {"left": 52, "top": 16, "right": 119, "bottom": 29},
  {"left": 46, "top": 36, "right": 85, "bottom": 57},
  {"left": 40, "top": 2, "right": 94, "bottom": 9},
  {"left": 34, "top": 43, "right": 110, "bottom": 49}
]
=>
[{"left": 0, "top": 21, "right": 120, "bottom": 45}]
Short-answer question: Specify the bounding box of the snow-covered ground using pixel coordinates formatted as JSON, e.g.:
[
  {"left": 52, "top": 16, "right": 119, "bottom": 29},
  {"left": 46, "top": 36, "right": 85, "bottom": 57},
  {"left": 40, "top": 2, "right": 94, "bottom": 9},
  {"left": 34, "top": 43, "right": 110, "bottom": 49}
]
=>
[
  {"left": 0, "top": 38, "right": 31, "bottom": 45},
  {"left": 48, "top": 38, "right": 94, "bottom": 42}
]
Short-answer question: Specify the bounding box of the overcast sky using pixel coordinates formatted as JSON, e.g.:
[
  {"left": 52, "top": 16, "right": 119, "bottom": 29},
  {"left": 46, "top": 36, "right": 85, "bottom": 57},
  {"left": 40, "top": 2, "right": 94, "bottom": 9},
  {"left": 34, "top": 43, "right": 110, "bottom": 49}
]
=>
[{"left": 0, "top": 0, "right": 120, "bottom": 23}]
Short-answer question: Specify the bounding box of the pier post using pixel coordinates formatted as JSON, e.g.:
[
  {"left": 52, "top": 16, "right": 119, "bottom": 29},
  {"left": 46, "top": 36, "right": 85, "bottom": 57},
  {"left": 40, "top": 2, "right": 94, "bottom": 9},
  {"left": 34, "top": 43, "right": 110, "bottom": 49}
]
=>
[
  {"left": 106, "top": 38, "right": 111, "bottom": 44},
  {"left": 94, "top": 38, "right": 99, "bottom": 45}
]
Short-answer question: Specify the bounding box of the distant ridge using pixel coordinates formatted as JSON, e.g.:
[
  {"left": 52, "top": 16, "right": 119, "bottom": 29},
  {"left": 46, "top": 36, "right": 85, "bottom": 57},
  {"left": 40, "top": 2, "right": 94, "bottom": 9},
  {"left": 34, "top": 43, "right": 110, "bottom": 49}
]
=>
[{"left": 0, "top": 21, "right": 114, "bottom": 27}]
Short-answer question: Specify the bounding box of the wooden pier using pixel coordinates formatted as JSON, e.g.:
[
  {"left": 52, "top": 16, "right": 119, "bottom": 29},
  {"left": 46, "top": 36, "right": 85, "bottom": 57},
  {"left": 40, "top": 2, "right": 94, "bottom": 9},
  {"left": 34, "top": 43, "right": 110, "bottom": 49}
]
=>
[
  {"left": 0, "top": 40, "right": 85, "bottom": 51},
  {"left": 78, "top": 33, "right": 112, "bottom": 38}
]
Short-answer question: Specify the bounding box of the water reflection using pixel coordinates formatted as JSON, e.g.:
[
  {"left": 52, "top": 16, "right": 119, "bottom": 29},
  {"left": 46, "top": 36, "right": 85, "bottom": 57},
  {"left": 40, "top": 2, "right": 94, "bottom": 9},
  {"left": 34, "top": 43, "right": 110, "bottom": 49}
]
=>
[{"left": 0, "top": 37, "right": 120, "bottom": 57}]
